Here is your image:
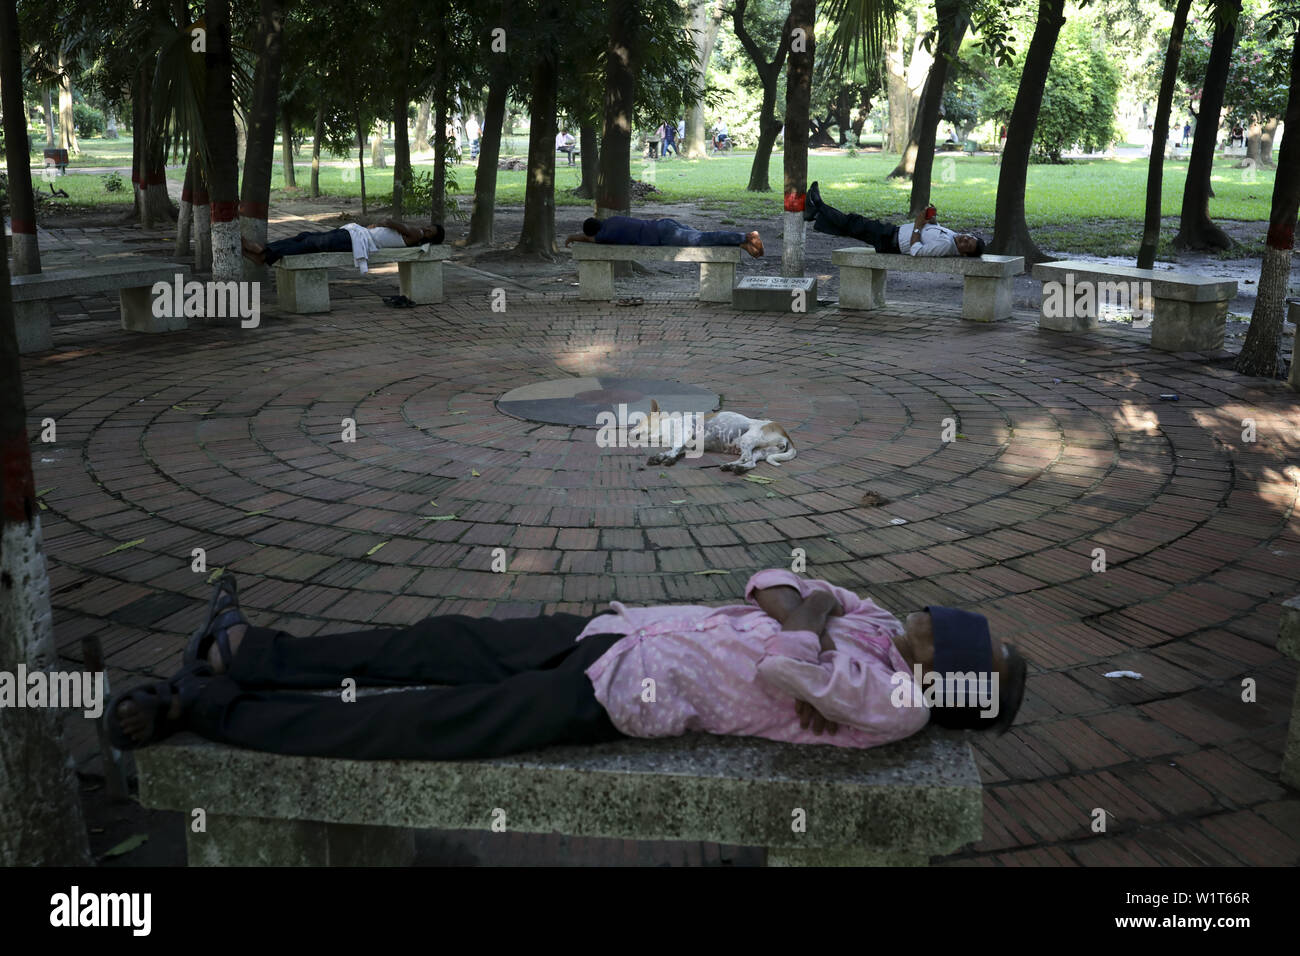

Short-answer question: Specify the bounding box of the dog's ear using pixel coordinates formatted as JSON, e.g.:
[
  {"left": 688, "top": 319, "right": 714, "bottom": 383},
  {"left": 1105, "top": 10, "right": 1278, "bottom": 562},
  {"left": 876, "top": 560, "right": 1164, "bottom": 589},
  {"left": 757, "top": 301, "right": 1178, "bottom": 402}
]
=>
[{"left": 649, "top": 399, "right": 660, "bottom": 413}]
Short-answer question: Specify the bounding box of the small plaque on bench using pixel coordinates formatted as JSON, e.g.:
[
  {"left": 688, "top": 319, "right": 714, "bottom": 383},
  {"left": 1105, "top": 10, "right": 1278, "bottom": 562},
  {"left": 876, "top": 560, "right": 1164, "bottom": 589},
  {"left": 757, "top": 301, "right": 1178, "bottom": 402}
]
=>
[{"left": 732, "top": 275, "right": 818, "bottom": 312}]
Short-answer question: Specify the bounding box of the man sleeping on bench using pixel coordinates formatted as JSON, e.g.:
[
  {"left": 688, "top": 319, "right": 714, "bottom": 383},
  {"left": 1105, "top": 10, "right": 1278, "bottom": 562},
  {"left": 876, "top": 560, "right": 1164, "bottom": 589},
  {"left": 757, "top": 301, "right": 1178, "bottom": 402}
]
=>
[
  {"left": 804, "top": 181, "right": 986, "bottom": 258},
  {"left": 241, "top": 220, "right": 445, "bottom": 270},
  {"left": 565, "top": 215, "right": 766, "bottom": 258},
  {"left": 108, "top": 569, "right": 1027, "bottom": 761}
]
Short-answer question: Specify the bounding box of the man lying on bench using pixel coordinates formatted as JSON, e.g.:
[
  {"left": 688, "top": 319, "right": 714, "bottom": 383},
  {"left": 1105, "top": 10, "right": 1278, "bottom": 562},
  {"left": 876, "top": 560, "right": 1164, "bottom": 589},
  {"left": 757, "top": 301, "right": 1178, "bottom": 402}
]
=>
[
  {"left": 565, "top": 215, "right": 766, "bottom": 258},
  {"left": 241, "top": 220, "right": 445, "bottom": 269},
  {"left": 108, "top": 569, "right": 1027, "bottom": 761},
  {"left": 804, "top": 181, "right": 986, "bottom": 258}
]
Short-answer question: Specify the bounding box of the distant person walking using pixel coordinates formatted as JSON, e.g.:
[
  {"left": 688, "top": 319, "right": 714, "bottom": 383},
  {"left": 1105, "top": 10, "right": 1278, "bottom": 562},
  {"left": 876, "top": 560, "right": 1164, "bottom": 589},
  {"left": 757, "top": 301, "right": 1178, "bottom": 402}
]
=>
[
  {"left": 662, "top": 121, "right": 678, "bottom": 157},
  {"left": 1182, "top": 121, "right": 1192, "bottom": 146}
]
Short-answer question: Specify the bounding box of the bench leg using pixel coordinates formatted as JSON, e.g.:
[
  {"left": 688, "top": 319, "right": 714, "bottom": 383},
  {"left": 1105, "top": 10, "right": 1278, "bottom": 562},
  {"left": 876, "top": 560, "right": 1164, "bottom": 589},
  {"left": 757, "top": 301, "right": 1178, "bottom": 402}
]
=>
[
  {"left": 276, "top": 266, "right": 331, "bottom": 314},
  {"left": 838, "top": 266, "right": 886, "bottom": 311},
  {"left": 576, "top": 260, "right": 615, "bottom": 300},
  {"left": 766, "top": 846, "right": 930, "bottom": 866},
  {"left": 698, "top": 261, "right": 735, "bottom": 302},
  {"left": 13, "top": 300, "right": 54, "bottom": 354},
  {"left": 1150, "top": 296, "right": 1227, "bottom": 351},
  {"left": 962, "top": 274, "right": 1013, "bottom": 322},
  {"left": 186, "top": 813, "right": 416, "bottom": 866},
  {"left": 1038, "top": 283, "right": 1100, "bottom": 332},
  {"left": 121, "top": 284, "right": 187, "bottom": 334},
  {"left": 399, "top": 260, "right": 443, "bottom": 304}
]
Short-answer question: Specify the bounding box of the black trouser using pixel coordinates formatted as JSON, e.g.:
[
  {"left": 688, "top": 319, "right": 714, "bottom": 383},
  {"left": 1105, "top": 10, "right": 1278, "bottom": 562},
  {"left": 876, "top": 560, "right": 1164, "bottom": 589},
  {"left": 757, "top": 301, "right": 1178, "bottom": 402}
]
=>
[
  {"left": 812, "top": 202, "right": 901, "bottom": 253},
  {"left": 185, "top": 615, "right": 628, "bottom": 760},
  {"left": 262, "top": 227, "right": 352, "bottom": 265}
]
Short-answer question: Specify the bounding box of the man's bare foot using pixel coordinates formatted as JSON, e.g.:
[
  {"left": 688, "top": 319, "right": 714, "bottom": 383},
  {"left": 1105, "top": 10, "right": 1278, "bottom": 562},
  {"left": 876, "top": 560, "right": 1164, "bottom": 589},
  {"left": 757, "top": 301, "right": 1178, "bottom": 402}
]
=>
[
  {"left": 240, "top": 236, "right": 267, "bottom": 265},
  {"left": 115, "top": 694, "right": 182, "bottom": 745},
  {"left": 741, "top": 231, "right": 764, "bottom": 258}
]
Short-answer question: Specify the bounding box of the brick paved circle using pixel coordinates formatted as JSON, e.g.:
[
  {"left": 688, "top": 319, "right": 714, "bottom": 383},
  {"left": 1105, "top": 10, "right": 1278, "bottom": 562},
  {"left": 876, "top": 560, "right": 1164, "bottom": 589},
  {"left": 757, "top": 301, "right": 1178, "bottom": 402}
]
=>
[{"left": 23, "top": 258, "right": 1300, "bottom": 866}]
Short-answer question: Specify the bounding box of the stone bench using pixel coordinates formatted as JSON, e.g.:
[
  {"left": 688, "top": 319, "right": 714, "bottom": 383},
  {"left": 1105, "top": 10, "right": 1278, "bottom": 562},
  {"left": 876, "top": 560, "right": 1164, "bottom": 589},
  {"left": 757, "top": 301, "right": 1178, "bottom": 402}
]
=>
[
  {"left": 10, "top": 260, "right": 193, "bottom": 354},
  {"left": 831, "top": 248, "right": 1025, "bottom": 322},
  {"left": 1279, "top": 596, "right": 1300, "bottom": 790},
  {"left": 1032, "top": 260, "right": 1238, "bottom": 352},
  {"left": 570, "top": 244, "right": 741, "bottom": 303},
  {"left": 135, "top": 728, "right": 982, "bottom": 866},
  {"left": 275, "top": 245, "right": 451, "bottom": 314}
]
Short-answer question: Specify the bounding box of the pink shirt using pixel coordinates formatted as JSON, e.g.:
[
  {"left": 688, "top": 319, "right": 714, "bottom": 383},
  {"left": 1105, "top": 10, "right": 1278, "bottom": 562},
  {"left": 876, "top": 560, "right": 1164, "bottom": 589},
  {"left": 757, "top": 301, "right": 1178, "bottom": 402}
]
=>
[{"left": 576, "top": 569, "right": 931, "bottom": 748}]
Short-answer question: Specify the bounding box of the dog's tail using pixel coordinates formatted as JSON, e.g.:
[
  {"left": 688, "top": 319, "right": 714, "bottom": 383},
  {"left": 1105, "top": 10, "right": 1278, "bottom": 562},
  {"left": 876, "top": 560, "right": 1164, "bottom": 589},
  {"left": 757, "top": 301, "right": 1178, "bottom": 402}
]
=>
[{"left": 766, "top": 427, "right": 796, "bottom": 465}]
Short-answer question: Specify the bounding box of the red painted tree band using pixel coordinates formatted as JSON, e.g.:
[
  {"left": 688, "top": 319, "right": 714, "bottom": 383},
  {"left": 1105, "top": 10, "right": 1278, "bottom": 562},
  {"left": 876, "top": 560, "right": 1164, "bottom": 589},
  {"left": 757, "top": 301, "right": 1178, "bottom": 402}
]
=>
[
  {"left": 9, "top": 219, "right": 35, "bottom": 234},
  {"left": 146, "top": 170, "right": 167, "bottom": 186},
  {"left": 1, "top": 431, "right": 37, "bottom": 525},
  {"left": 238, "top": 201, "right": 269, "bottom": 220},
  {"left": 211, "top": 201, "right": 239, "bottom": 222},
  {"left": 784, "top": 192, "right": 806, "bottom": 213},
  {"left": 181, "top": 186, "right": 194, "bottom": 202},
  {"left": 1266, "top": 221, "right": 1295, "bottom": 251},
  {"left": 194, "top": 189, "right": 211, "bottom": 205}
]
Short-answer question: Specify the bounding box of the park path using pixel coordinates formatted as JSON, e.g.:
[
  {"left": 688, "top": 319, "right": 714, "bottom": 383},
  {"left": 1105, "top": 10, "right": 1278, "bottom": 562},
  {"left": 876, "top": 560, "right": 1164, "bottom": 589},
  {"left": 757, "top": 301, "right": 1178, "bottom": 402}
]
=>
[{"left": 17, "top": 212, "right": 1300, "bottom": 866}]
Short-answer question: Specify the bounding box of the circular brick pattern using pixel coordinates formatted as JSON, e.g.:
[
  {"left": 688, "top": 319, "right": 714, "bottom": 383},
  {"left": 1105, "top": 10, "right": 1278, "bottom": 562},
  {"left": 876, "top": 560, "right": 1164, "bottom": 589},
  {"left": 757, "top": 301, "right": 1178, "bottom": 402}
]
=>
[{"left": 24, "top": 267, "right": 1300, "bottom": 865}]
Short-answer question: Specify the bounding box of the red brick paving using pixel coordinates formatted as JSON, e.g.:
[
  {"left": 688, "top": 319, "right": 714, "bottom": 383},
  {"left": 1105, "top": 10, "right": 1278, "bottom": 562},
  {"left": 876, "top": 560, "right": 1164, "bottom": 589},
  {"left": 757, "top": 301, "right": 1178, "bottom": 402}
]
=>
[{"left": 18, "top": 215, "right": 1300, "bottom": 865}]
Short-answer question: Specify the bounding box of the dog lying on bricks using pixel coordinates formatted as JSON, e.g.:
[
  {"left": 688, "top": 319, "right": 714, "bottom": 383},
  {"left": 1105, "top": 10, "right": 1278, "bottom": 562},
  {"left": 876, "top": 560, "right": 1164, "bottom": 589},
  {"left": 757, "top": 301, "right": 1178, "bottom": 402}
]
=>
[{"left": 643, "top": 399, "right": 796, "bottom": 474}]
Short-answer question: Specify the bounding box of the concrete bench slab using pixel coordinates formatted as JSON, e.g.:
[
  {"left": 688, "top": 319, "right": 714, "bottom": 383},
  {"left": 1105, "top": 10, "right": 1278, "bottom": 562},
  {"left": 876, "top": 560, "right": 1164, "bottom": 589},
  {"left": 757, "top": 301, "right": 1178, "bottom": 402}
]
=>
[
  {"left": 570, "top": 244, "right": 742, "bottom": 303},
  {"left": 10, "top": 260, "right": 192, "bottom": 353},
  {"left": 831, "top": 248, "right": 1024, "bottom": 322},
  {"left": 136, "top": 728, "right": 982, "bottom": 866},
  {"left": 1032, "top": 260, "right": 1238, "bottom": 351},
  {"left": 275, "top": 245, "right": 451, "bottom": 314}
]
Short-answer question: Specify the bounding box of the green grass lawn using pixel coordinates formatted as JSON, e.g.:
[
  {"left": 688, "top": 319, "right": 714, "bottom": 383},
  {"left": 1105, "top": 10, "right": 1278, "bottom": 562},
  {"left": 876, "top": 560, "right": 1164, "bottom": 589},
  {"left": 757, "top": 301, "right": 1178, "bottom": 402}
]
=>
[{"left": 26, "top": 134, "right": 1273, "bottom": 259}]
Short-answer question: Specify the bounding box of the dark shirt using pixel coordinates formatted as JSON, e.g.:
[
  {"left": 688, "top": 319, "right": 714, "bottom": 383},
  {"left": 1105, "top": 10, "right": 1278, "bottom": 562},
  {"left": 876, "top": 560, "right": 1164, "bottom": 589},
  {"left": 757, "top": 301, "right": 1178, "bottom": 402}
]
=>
[{"left": 595, "top": 216, "right": 660, "bottom": 245}]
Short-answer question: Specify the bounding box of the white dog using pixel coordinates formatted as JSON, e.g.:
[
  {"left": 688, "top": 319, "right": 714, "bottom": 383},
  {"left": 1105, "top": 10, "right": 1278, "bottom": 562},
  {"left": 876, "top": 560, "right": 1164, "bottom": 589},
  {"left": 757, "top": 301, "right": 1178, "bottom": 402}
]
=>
[{"left": 644, "top": 400, "right": 796, "bottom": 474}]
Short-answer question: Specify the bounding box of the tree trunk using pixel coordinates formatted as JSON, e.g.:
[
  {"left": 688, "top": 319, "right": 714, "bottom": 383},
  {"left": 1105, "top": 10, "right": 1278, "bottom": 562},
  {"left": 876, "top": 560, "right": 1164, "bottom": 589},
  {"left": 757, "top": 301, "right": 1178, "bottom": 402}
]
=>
[
  {"left": 138, "top": 60, "right": 175, "bottom": 228},
  {"left": 597, "top": 0, "right": 638, "bottom": 219},
  {"left": 516, "top": 3, "right": 560, "bottom": 256},
  {"left": 432, "top": 97, "right": 447, "bottom": 222},
  {"left": 684, "top": 0, "right": 724, "bottom": 159},
  {"left": 41, "top": 84, "right": 54, "bottom": 146},
  {"left": 1, "top": 0, "right": 39, "bottom": 274},
  {"left": 1137, "top": 0, "right": 1192, "bottom": 269},
  {"left": 887, "top": 13, "right": 935, "bottom": 166},
  {"left": 206, "top": 0, "right": 242, "bottom": 280},
  {"left": 990, "top": 0, "right": 1067, "bottom": 265},
  {"left": 467, "top": 47, "right": 510, "bottom": 244},
  {"left": 194, "top": 167, "right": 212, "bottom": 270},
  {"left": 311, "top": 93, "right": 324, "bottom": 197},
  {"left": 901, "top": 1, "right": 966, "bottom": 216},
  {"left": 393, "top": 95, "right": 411, "bottom": 213},
  {"left": 356, "top": 116, "right": 367, "bottom": 214},
  {"left": 370, "top": 123, "right": 387, "bottom": 168},
  {"left": 834, "top": 85, "right": 852, "bottom": 145},
  {"left": 1172, "top": 0, "right": 1240, "bottom": 252},
  {"left": 1235, "top": 27, "right": 1300, "bottom": 377},
  {"left": 575, "top": 116, "right": 599, "bottom": 199},
  {"left": 413, "top": 99, "right": 431, "bottom": 152},
  {"left": 782, "top": 0, "right": 814, "bottom": 277},
  {"left": 0, "top": 241, "right": 92, "bottom": 865},
  {"left": 175, "top": 153, "right": 196, "bottom": 257},
  {"left": 239, "top": 0, "right": 285, "bottom": 284},
  {"left": 735, "top": 0, "right": 789, "bottom": 192},
  {"left": 281, "top": 109, "right": 297, "bottom": 188},
  {"left": 431, "top": 2, "right": 447, "bottom": 220},
  {"left": 57, "top": 43, "right": 78, "bottom": 154},
  {"left": 1261, "top": 115, "right": 1279, "bottom": 167}
]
